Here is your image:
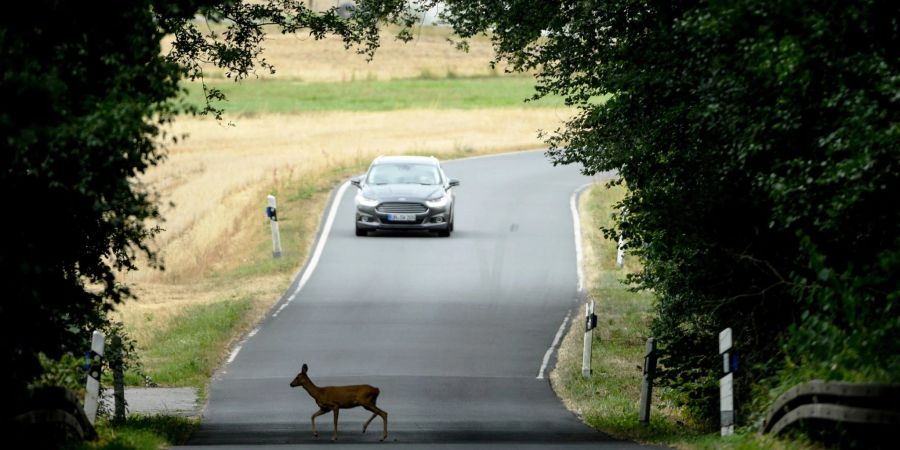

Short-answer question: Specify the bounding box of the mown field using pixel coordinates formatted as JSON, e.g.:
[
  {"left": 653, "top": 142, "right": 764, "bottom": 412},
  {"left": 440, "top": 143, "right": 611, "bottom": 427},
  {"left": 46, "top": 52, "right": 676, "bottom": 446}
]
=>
[
  {"left": 115, "top": 25, "right": 573, "bottom": 392},
  {"left": 184, "top": 76, "right": 565, "bottom": 114},
  {"left": 169, "top": 24, "right": 509, "bottom": 82}
]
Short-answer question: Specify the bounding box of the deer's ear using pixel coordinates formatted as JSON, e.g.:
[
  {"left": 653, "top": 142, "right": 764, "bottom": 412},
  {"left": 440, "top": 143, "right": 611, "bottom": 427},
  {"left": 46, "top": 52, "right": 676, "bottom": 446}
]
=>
[{"left": 301, "top": 363, "right": 308, "bottom": 374}]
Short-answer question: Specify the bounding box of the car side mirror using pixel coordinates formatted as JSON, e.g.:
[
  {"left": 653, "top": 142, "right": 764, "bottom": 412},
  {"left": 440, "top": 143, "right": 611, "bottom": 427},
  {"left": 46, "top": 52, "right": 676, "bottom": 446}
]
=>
[
  {"left": 448, "top": 178, "right": 460, "bottom": 188},
  {"left": 350, "top": 177, "right": 361, "bottom": 188}
]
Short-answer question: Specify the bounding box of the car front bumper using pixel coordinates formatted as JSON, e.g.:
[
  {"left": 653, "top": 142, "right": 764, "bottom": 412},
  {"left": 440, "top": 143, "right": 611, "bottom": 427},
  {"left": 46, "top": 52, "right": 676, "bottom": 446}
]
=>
[{"left": 355, "top": 202, "right": 450, "bottom": 230}]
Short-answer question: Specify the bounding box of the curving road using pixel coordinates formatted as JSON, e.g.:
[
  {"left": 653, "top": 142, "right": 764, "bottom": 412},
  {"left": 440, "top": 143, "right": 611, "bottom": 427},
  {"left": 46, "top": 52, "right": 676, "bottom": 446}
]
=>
[{"left": 176, "top": 150, "right": 650, "bottom": 449}]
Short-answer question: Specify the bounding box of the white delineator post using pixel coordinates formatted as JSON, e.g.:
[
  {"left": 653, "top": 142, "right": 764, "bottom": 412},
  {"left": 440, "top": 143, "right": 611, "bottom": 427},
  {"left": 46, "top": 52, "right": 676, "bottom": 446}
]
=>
[
  {"left": 616, "top": 209, "right": 627, "bottom": 268},
  {"left": 83, "top": 330, "right": 105, "bottom": 425},
  {"left": 616, "top": 234, "right": 625, "bottom": 268},
  {"left": 719, "top": 327, "right": 735, "bottom": 436},
  {"left": 267, "top": 194, "right": 282, "bottom": 258},
  {"left": 582, "top": 300, "right": 597, "bottom": 378}
]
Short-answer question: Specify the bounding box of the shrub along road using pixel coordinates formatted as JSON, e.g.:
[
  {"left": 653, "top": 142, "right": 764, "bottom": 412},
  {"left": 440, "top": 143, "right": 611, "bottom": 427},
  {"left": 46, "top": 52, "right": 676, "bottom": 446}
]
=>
[{"left": 174, "top": 151, "right": 652, "bottom": 449}]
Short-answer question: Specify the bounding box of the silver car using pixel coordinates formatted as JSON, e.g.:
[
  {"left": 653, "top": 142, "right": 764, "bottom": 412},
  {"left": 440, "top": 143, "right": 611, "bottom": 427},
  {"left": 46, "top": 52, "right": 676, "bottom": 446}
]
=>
[{"left": 351, "top": 155, "right": 459, "bottom": 237}]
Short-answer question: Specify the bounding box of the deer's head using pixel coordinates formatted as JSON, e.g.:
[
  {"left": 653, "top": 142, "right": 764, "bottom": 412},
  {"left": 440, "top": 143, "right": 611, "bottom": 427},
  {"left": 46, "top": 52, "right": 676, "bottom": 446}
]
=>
[{"left": 290, "top": 363, "right": 310, "bottom": 388}]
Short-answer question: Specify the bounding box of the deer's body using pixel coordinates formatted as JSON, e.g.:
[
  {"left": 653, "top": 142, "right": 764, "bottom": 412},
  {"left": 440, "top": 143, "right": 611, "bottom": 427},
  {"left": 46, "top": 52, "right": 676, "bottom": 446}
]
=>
[
  {"left": 307, "top": 384, "right": 380, "bottom": 410},
  {"left": 290, "top": 364, "right": 388, "bottom": 441}
]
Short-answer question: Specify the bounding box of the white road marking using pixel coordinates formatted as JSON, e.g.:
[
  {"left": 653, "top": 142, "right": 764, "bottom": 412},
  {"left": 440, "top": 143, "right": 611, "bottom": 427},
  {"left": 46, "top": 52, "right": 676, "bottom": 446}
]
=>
[
  {"left": 272, "top": 180, "right": 351, "bottom": 318},
  {"left": 537, "top": 310, "right": 571, "bottom": 379},
  {"left": 446, "top": 147, "right": 544, "bottom": 164},
  {"left": 226, "top": 345, "right": 242, "bottom": 364},
  {"left": 570, "top": 183, "right": 592, "bottom": 293},
  {"left": 225, "top": 326, "right": 261, "bottom": 364}
]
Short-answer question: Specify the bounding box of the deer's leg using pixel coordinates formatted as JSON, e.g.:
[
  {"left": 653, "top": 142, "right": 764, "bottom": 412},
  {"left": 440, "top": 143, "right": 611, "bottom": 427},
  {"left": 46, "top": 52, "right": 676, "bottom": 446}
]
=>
[
  {"left": 331, "top": 407, "right": 340, "bottom": 441},
  {"left": 311, "top": 408, "right": 328, "bottom": 438},
  {"left": 362, "top": 410, "right": 377, "bottom": 433},
  {"left": 363, "top": 405, "right": 388, "bottom": 441}
]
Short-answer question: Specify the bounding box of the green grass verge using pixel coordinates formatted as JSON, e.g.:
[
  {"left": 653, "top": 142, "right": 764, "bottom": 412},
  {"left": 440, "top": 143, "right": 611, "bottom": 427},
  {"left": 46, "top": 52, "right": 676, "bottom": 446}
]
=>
[
  {"left": 183, "top": 76, "right": 570, "bottom": 114},
  {"left": 551, "top": 182, "right": 816, "bottom": 449},
  {"left": 126, "top": 297, "right": 254, "bottom": 388},
  {"left": 212, "top": 163, "right": 369, "bottom": 285},
  {"left": 75, "top": 415, "right": 199, "bottom": 450}
]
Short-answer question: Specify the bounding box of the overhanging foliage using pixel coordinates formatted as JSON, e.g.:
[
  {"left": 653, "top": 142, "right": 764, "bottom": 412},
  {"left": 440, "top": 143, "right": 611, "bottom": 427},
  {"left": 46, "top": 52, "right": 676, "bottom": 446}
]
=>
[
  {"left": 0, "top": 0, "right": 414, "bottom": 417},
  {"left": 428, "top": 0, "right": 899, "bottom": 424}
]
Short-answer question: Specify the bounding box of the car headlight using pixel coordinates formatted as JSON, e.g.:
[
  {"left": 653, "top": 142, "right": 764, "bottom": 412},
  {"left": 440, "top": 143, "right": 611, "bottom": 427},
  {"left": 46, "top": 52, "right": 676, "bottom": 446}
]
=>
[
  {"left": 355, "top": 192, "right": 379, "bottom": 207},
  {"left": 425, "top": 194, "right": 448, "bottom": 208}
]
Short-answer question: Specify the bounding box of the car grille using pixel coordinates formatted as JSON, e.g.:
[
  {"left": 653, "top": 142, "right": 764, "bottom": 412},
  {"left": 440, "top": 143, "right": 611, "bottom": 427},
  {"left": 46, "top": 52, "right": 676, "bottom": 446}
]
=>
[{"left": 376, "top": 202, "right": 427, "bottom": 214}]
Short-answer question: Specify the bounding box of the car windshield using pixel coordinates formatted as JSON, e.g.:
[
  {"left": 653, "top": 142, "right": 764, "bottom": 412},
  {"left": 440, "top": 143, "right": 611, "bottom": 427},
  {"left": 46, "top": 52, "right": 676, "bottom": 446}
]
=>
[{"left": 366, "top": 163, "right": 442, "bottom": 185}]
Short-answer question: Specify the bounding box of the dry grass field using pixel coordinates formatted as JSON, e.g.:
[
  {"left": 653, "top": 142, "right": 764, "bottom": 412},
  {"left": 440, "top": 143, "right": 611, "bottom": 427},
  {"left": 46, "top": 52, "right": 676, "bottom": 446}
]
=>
[
  {"left": 167, "top": 25, "right": 508, "bottom": 82},
  {"left": 115, "top": 24, "right": 572, "bottom": 385}
]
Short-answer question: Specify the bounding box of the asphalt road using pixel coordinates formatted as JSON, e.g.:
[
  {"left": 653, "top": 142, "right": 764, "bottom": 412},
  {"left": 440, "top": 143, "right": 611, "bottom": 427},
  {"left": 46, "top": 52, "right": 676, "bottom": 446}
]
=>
[{"left": 176, "top": 150, "right": 652, "bottom": 449}]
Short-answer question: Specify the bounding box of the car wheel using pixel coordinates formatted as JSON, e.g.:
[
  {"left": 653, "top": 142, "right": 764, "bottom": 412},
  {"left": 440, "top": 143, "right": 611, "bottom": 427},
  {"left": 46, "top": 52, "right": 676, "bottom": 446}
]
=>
[
  {"left": 437, "top": 227, "right": 450, "bottom": 237},
  {"left": 355, "top": 226, "right": 367, "bottom": 237},
  {"left": 449, "top": 219, "right": 454, "bottom": 232}
]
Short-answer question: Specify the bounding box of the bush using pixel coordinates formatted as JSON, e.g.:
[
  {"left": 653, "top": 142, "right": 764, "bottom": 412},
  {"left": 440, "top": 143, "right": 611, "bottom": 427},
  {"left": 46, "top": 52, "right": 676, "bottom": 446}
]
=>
[{"left": 433, "top": 0, "right": 899, "bottom": 425}]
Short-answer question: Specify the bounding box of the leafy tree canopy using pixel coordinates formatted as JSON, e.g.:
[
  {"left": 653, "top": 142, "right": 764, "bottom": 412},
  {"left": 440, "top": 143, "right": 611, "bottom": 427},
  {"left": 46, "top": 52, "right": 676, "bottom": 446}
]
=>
[
  {"left": 426, "top": 0, "right": 899, "bottom": 423},
  {"left": 0, "top": 0, "right": 412, "bottom": 414}
]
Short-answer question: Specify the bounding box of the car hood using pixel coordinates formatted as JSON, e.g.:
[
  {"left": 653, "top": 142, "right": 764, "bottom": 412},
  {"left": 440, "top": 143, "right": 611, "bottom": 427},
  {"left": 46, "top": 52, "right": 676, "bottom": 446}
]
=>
[{"left": 362, "top": 184, "right": 443, "bottom": 202}]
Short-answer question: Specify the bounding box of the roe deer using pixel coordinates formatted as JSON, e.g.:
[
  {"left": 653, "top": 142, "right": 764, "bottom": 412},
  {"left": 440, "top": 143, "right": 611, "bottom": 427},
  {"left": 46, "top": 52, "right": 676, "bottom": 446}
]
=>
[{"left": 290, "top": 363, "right": 388, "bottom": 441}]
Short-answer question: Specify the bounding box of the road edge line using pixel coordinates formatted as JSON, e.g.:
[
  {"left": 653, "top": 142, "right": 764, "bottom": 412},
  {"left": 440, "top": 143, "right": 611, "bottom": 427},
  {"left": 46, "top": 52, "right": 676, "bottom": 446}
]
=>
[
  {"left": 537, "top": 310, "right": 572, "bottom": 379},
  {"left": 570, "top": 183, "right": 593, "bottom": 293},
  {"left": 536, "top": 180, "right": 604, "bottom": 380},
  {"left": 272, "top": 180, "right": 350, "bottom": 318}
]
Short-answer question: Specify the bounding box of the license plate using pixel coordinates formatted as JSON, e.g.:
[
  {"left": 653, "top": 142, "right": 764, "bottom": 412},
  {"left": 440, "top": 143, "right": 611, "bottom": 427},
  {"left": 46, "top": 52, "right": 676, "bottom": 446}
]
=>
[{"left": 387, "top": 213, "right": 416, "bottom": 222}]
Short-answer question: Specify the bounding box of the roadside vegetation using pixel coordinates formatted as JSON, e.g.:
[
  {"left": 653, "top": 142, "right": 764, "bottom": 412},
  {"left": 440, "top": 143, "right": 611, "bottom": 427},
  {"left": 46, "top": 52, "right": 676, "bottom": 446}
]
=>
[
  {"left": 75, "top": 415, "right": 199, "bottom": 450},
  {"left": 551, "top": 183, "right": 818, "bottom": 449},
  {"left": 125, "top": 298, "right": 253, "bottom": 387},
  {"left": 551, "top": 184, "right": 679, "bottom": 440}
]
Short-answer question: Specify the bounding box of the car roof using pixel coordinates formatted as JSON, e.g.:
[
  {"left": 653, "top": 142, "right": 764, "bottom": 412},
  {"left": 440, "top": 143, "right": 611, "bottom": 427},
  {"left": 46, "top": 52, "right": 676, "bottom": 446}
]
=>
[{"left": 372, "top": 155, "right": 439, "bottom": 166}]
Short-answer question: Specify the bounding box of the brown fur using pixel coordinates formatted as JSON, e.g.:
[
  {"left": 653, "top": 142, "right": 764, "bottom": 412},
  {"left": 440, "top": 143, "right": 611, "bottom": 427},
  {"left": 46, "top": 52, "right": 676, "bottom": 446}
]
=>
[{"left": 290, "top": 364, "right": 388, "bottom": 441}]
